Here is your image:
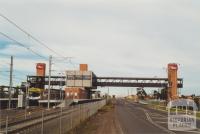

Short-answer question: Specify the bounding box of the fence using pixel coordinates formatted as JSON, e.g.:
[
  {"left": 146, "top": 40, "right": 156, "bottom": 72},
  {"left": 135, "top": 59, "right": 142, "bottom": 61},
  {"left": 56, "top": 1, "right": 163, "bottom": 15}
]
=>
[{"left": 1, "top": 99, "right": 106, "bottom": 134}]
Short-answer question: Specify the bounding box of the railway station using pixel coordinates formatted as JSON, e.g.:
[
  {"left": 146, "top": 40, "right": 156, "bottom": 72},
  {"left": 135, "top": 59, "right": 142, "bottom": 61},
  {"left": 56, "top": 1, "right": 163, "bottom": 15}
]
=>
[
  {"left": 0, "top": 63, "right": 183, "bottom": 109},
  {"left": 0, "top": 1, "right": 199, "bottom": 133}
]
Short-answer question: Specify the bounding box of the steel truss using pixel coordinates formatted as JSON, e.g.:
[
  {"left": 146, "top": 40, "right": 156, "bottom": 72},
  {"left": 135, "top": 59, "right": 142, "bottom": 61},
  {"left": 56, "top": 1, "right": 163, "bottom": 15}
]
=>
[
  {"left": 27, "top": 76, "right": 183, "bottom": 89},
  {"left": 93, "top": 77, "right": 183, "bottom": 88}
]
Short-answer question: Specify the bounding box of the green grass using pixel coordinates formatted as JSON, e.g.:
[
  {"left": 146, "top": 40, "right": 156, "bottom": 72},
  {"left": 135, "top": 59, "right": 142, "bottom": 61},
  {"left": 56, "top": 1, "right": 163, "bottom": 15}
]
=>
[
  {"left": 197, "top": 112, "right": 200, "bottom": 118},
  {"left": 148, "top": 103, "right": 200, "bottom": 119}
]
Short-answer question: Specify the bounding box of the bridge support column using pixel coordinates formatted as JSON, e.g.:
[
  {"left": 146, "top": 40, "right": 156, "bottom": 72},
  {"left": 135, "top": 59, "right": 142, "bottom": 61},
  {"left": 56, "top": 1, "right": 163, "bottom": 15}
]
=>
[{"left": 168, "top": 63, "right": 178, "bottom": 101}]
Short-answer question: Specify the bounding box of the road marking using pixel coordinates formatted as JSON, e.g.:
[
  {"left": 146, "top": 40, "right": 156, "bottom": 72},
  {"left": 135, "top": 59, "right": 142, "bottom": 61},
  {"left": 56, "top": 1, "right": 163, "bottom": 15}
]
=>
[
  {"left": 155, "top": 121, "right": 168, "bottom": 124},
  {"left": 183, "top": 131, "right": 200, "bottom": 134},
  {"left": 150, "top": 113, "right": 166, "bottom": 118},
  {"left": 151, "top": 117, "right": 167, "bottom": 119},
  {"left": 150, "top": 113, "right": 161, "bottom": 116},
  {"left": 126, "top": 101, "right": 200, "bottom": 134},
  {"left": 144, "top": 110, "right": 176, "bottom": 134}
]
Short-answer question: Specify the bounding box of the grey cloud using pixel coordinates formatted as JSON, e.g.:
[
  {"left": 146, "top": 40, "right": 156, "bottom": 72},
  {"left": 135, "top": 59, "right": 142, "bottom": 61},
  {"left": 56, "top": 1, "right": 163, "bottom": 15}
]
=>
[{"left": 0, "top": 0, "right": 199, "bottom": 95}]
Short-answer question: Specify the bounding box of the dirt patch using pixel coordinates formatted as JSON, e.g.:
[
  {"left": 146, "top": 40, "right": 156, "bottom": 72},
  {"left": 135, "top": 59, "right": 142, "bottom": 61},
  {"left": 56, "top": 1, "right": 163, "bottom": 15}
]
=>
[{"left": 69, "top": 100, "right": 123, "bottom": 134}]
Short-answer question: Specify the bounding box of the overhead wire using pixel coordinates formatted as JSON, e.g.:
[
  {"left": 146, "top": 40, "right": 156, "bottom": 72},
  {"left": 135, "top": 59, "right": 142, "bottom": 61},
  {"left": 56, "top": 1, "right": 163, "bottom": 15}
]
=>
[
  {"left": 0, "top": 13, "right": 66, "bottom": 58},
  {"left": 13, "top": 76, "right": 26, "bottom": 81},
  {"left": 0, "top": 80, "right": 9, "bottom": 86},
  {"left": 0, "top": 63, "right": 7, "bottom": 67},
  {"left": 0, "top": 13, "right": 80, "bottom": 84},
  {"left": 0, "top": 32, "right": 47, "bottom": 60},
  {"left": 0, "top": 71, "right": 25, "bottom": 82},
  {"left": 14, "top": 69, "right": 34, "bottom": 75},
  {"left": 0, "top": 60, "right": 10, "bottom": 65},
  {"left": 0, "top": 12, "right": 77, "bottom": 72}
]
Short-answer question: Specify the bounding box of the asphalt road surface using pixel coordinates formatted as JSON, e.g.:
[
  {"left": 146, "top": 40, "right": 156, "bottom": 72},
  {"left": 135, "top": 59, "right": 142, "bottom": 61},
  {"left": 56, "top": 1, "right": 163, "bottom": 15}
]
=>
[{"left": 116, "top": 99, "right": 200, "bottom": 134}]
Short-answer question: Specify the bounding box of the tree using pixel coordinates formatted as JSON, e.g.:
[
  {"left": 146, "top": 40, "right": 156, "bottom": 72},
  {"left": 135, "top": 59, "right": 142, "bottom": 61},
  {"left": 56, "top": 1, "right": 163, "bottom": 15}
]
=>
[{"left": 160, "top": 88, "right": 167, "bottom": 100}]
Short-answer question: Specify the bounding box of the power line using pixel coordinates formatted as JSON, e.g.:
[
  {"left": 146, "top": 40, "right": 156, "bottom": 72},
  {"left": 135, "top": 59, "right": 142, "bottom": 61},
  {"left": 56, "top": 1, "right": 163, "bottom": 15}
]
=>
[
  {"left": 14, "top": 69, "right": 34, "bottom": 75},
  {"left": 1, "top": 70, "right": 27, "bottom": 80},
  {"left": 0, "top": 75, "right": 25, "bottom": 81},
  {"left": 0, "top": 63, "right": 7, "bottom": 67},
  {"left": 0, "top": 13, "right": 78, "bottom": 65},
  {"left": 0, "top": 13, "right": 79, "bottom": 78},
  {"left": 0, "top": 13, "right": 66, "bottom": 58},
  {"left": 0, "top": 75, "right": 25, "bottom": 83},
  {"left": 0, "top": 32, "right": 47, "bottom": 60},
  {"left": 13, "top": 76, "right": 26, "bottom": 81},
  {"left": 0, "top": 60, "right": 10, "bottom": 65},
  {"left": 0, "top": 79, "right": 9, "bottom": 85}
]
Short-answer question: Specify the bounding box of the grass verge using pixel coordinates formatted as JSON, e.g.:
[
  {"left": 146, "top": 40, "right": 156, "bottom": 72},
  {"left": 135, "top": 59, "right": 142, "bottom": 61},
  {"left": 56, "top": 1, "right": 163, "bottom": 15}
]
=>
[
  {"left": 147, "top": 102, "right": 200, "bottom": 119},
  {"left": 69, "top": 100, "right": 115, "bottom": 134}
]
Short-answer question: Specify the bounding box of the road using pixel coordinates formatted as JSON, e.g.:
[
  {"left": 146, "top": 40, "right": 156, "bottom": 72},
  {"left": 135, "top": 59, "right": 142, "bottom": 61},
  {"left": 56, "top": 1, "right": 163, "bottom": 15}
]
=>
[{"left": 115, "top": 99, "right": 200, "bottom": 134}]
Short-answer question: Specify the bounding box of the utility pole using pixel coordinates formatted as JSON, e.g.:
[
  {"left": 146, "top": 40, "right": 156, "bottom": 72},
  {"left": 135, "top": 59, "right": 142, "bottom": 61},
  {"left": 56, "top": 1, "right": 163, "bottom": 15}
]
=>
[
  {"left": 8, "top": 56, "right": 13, "bottom": 109},
  {"left": 47, "top": 55, "right": 52, "bottom": 109},
  {"left": 25, "top": 82, "right": 29, "bottom": 119},
  {"left": 41, "top": 111, "right": 44, "bottom": 134},
  {"left": 108, "top": 87, "right": 109, "bottom": 96},
  {"left": 59, "top": 73, "right": 62, "bottom": 101},
  {"left": 128, "top": 89, "right": 129, "bottom": 97}
]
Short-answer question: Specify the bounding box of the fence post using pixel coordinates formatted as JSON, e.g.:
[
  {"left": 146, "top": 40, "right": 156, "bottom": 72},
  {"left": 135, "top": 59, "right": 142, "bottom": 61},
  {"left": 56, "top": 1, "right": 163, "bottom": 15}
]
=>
[
  {"left": 25, "top": 108, "right": 27, "bottom": 120},
  {"left": 70, "top": 106, "right": 73, "bottom": 129},
  {"left": 0, "top": 109, "right": 1, "bottom": 132},
  {"left": 199, "top": 99, "right": 200, "bottom": 111},
  {"left": 83, "top": 104, "right": 85, "bottom": 120},
  {"left": 60, "top": 107, "right": 62, "bottom": 134},
  {"left": 5, "top": 116, "right": 8, "bottom": 134},
  {"left": 79, "top": 105, "right": 81, "bottom": 123},
  {"left": 41, "top": 111, "right": 44, "bottom": 134},
  {"left": 87, "top": 104, "right": 88, "bottom": 117}
]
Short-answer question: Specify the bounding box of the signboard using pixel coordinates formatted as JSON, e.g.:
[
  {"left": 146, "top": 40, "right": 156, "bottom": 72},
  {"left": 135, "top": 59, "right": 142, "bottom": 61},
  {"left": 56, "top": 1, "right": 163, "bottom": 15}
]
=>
[
  {"left": 18, "top": 95, "right": 24, "bottom": 108},
  {"left": 168, "top": 99, "right": 197, "bottom": 131},
  {"left": 66, "top": 71, "right": 93, "bottom": 87}
]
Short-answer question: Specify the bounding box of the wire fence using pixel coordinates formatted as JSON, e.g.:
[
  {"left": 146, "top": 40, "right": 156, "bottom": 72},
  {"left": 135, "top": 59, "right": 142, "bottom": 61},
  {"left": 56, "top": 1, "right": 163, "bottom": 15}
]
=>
[{"left": 1, "top": 99, "right": 106, "bottom": 134}]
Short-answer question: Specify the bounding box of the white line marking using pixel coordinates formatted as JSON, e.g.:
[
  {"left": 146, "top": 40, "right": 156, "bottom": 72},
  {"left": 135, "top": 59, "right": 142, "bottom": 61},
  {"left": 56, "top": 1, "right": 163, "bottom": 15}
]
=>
[
  {"left": 149, "top": 113, "right": 167, "bottom": 117},
  {"left": 183, "top": 131, "right": 200, "bottom": 134},
  {"left": 151, "top": 117, "right": 167, "bottom": 119},
  {"left": 144, "top": 110, "right": 176, "bottom": 134},
  {"left": 155, "top": 121, "right": 168, "bottom": 124}
]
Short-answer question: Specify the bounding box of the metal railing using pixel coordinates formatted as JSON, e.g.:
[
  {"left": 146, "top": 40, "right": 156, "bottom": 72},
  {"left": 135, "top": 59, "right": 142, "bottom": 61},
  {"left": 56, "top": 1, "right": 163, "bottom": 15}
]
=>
[{"left": 0, "top": 99, "right": 106, "bottom": 134}]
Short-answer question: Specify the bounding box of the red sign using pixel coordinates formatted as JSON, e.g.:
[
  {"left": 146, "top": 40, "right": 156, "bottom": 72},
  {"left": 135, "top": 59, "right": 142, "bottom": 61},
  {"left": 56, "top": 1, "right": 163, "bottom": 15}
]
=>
[{"left": 168, "top": 64, "right": 178, "bottom": 70}]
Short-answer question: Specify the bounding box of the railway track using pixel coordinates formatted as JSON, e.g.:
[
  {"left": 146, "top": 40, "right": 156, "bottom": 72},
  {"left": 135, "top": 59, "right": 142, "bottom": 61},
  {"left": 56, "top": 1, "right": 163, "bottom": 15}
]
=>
[
  {"left": 0, "top": 106, "right": 75, "bottom": 133},
  {"left": 0, "top": 107, "right": 44, "bottom": 123},
  {"left": 0, "top": 107, "right": 45, "bottom": 126}
]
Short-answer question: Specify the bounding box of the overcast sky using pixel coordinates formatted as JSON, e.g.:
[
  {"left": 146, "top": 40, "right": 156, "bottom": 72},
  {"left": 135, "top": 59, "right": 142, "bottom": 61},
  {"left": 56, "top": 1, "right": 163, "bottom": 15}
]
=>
[{"left": 0, "top": 0, "right": 199, "bottom": 96}]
